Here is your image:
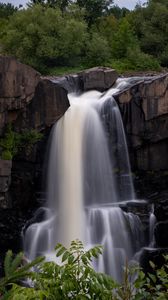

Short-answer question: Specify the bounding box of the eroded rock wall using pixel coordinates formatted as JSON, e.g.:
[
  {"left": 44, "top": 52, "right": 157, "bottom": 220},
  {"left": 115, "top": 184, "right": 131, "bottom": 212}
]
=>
[{"left": 114, "top": 74, "right": 168, "bottom": 171}]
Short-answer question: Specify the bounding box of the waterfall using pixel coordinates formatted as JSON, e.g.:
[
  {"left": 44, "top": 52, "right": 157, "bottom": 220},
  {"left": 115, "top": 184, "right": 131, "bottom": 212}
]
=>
[
  {"left": 149, "top": 204, "right": 156, "bottom": 247},
  {"left": 24, "top": 80, "right": 143, "bottom": 282}
]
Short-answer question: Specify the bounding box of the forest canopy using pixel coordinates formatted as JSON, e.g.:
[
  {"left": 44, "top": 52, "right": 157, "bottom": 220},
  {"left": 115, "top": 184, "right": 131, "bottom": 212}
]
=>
[{"left": 0, "top": 0, "right": 167, "bottom": 74}]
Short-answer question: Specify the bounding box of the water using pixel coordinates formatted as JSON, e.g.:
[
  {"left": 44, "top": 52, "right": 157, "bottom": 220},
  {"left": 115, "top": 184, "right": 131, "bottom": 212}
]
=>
[
  {"left": 149, "top": 204, "right": 156, "bottom": 246},
  {"left": 24, "top": 79, "right": 143, "bottom": 282}
]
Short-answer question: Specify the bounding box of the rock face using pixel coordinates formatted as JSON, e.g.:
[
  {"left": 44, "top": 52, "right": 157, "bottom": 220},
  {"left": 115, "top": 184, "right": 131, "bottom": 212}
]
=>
[
  {"left": 0, "top": 57, "right": 70, "bottom": 209},
  {"left": 0, "top": 56, "right": 40, "bottom": 134},
  {"left": 114, "top": 74, "right": 168, "bottom": 170},
  {"left": 0, "top": 159, "right": 12, "bottom": 208},
  {"left": 114, "top": 74, "right": 168, "bottom": 265},
  {"left": 43, "top": 66, "right": 119, "bottom": 92},
  {"left": 79, "top": 67, "right": 118, "bottom": 91},
  {"left": 16, "top": 79, "right": 70, "bottom": 131}
]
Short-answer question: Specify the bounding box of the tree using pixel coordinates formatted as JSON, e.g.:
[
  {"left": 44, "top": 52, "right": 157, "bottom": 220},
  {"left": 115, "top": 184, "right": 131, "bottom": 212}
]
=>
[
  {"left": 85, "top": 31, "right": 110, "bottom": 66},
  {"left": 76, "top": 0, "right": 114, "bottom": 26},
  {"left": 1, "top": 5, "right": 88, "bottom": 72},
  {"left": 27, "top": 0, "right": 71, "bottom": 12},
  {"left": 111, "top": 18, "right": 138, "bottom": 59},
  {"left": 107, "top": 5, "right": 130, "bottom": 19},
  {"left": 0, "top": 3, "right": 17, "bottom": 19},
  {"left": 129, "top": 0, "right": 168, "bottom": 66}
]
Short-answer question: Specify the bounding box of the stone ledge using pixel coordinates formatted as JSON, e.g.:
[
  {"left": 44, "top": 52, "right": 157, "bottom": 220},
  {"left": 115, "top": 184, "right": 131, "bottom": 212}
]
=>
[{"left": 79, "top": 66, "right": 118, "bottom": 91}]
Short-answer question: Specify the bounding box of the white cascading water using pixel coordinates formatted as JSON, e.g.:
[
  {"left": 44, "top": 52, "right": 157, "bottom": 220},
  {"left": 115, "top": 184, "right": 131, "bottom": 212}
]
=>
[
  {"left": 24, "top": 79, "right": 144, "bottom": 282},
  {"left": 149, "top": 204, "right": 156, "bottom": 246}
]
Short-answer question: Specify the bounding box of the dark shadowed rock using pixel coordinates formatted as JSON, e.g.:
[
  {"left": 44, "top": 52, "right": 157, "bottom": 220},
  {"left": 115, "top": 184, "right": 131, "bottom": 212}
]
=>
[
  {"left": 155, "top": 220, "right": 168, "bottom": 247},
  {"left": 24, "top": 79, "right": 70, "bottom": 130},
  {"left": 0, "top": 160, "right": 12, "bottom": 208},
  {"left": 140, "top": 247, "right": 168, "bottom": 274}
]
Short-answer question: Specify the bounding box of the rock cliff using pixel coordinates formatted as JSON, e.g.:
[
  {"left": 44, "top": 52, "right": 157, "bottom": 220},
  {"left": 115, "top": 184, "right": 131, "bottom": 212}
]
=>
[{"left": 114, "top": 75, "right": 168, "bottom": 171}]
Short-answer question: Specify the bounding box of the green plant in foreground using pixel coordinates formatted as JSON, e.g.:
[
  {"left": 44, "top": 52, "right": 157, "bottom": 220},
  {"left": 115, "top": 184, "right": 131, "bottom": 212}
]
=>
[
  {"left": 34, "top": 239, "right": 116, "bottom": 299},
  {"left": 1, "top": 242, "right": 168, "bottom": 299},
  {"left": 0, "top": 250, "right": 45, "bottom": 299}
]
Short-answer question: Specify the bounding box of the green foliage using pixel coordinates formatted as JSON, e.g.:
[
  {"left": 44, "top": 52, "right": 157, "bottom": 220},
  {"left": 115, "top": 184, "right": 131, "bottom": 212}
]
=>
[
  {"left": 76, "top": 0, "right": 114, "bottom": 26},
  {"left": 111, "top": 18, "right": 138, "bottom": 59},
  {"left": 108, "top": 5, "right": 130, "bottom": 19},
  {"left": 0, "top": 124, "right": 19, "bottom": 160},
  {"left": 0, "top": 250, "right": 45, "bottom": 298},
  {"left": 28, "top": 0, "right": 71, "bottom": 12},
  {"left": 126, "top": 46, "right": 161, "bottom": 71},
  {"left": 1, "top": 5, "right": 88, "bottom": 71},
  {"left": 1, "top": 242, "right": 168, "bottom": 299},
  {"left": 85, "top": 32, "right": 110, "bottom": 66},
  {"left": 129, "top": 0, "right": 168, "bottom": 67},
  {"left": 0, "top": 125, "right": 43, "bottom": 160},
  {"left": 34, "top": 239, "right": 115, "bottom": 299},
  {"left": 0, "top": 0, "right": 165, "bottom": 72},
  {"left": 0, "top": 3, "right": 18, "bottom": 19},
  {"left": 19, "top": 129, "right": 43, "bottom": 148}
]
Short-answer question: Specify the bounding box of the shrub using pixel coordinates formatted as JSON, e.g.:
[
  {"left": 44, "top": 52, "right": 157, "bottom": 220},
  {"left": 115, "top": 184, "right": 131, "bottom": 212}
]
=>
[
  {"left": 1, "top": 5, "right": 88, "bottom": 72},
  {"left": 1, "top": 241, "right": 168, "bottom": 299},
  {"left": 0, "top": 125, "right": 43, "bottom": 160},
  {"left": 127, "top": 46, "right": 161, "bottom": 71},
  {"left": 85, "top": 32, "right": 110, "bottom": 66}
]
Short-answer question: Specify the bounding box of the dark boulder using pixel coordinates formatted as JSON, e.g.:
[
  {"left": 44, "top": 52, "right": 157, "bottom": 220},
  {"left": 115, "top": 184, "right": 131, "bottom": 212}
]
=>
[
  {"left": 140, "top": 247, "right": 168, "bottom": 274},
  {"left": 155, "top": 220, "right": 168, "bottom": 247}
]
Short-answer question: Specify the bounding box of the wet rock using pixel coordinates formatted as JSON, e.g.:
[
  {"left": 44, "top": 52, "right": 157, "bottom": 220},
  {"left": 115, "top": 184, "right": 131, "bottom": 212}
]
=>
[
  {"left": 0, "top": 207, "right": 34, "bottom": 276},
  {"left": 155, "top": 221, "right": 168, "bottom": 247},
  {"left": 42, "top": 74, "right": 83, "bottom": 93},
  {"left": 140, "top": 247, "right": 168, "bottom": 274},
  {"left": 43, "top": 67, "right": 118, "bottom": 93},
  {"left": 155, "top": 198, "right": 168, "bottom": 222}
]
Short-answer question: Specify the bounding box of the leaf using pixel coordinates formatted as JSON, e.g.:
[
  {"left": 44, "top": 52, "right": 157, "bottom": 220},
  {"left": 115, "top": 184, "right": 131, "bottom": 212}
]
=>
[
  {"left": 62, "top": 251, "right": 70, "bottom": 263},
  {"left": 56, "top": 246, "right": 66, "bottom": 257},
  {"left": 149, "top": 261, "right": 156, "bottom": 269},
  {"left": 10, "top": 252, "right": 24, "bottom": 274},
  {"left": 148, "top": 273, "right": 156, "bottom": 283},
  {"left": 68, "top": 254, "right": 75, "bottom": 264},
  {"left": 4, "top": 250, "right": 13, "bottom": 277},
  {"left": 55, "top": 243, "right": 63, "bottom": 250}
]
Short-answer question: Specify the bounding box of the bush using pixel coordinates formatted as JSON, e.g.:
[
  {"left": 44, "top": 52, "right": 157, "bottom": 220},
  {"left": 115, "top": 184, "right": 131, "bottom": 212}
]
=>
[
  {"left": 1, "top": 150, "right": 13, "bottom": 160},
  {"left": 1, "top": 5, "right": 88, "bottom": 72},
  {"left": 85, "top": 32, "right": 110, "bottom": 66},
  {"left": 1, "top": 241, "right": 168, "bottom": 299},
  {"left": 0, "top": 125, "right": 43, "bottom": 160},
  {"left": 127, "top": 46, "right": 161, "bottom": 71}
]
